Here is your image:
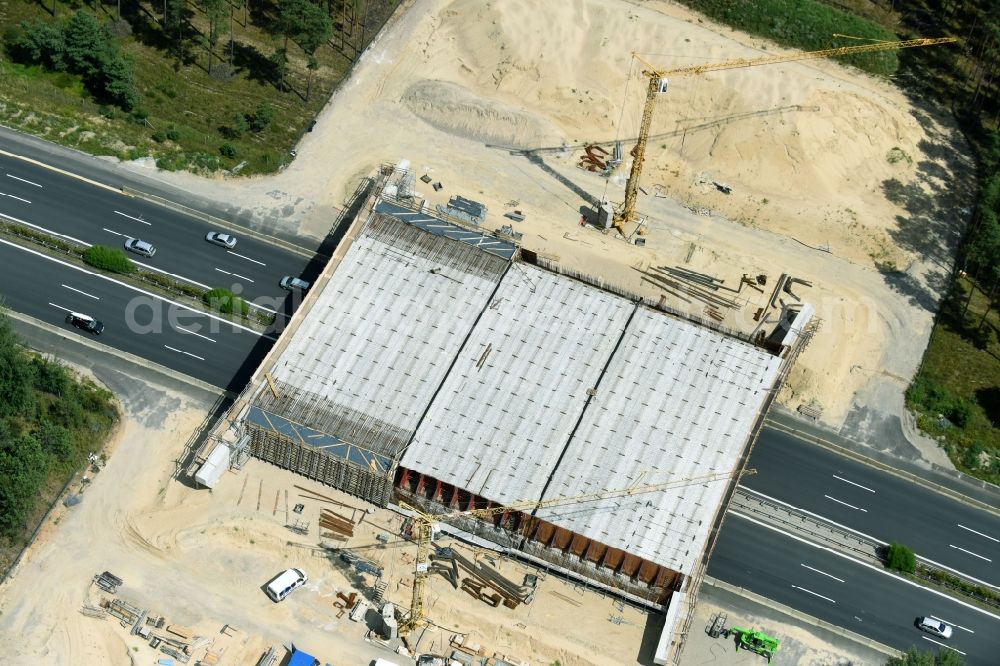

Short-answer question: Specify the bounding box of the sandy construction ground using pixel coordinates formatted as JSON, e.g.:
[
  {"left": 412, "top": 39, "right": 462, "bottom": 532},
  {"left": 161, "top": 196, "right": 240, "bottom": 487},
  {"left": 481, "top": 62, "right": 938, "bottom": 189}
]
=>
[
  {"left": 0, "top": 369, "right": 662, "bottom": 666},
  {"left": 0, "top": 363, "right": 895, "bottom": 666},
  {"left": 121, "top": 0, "right": 973, "bottom": 448}
]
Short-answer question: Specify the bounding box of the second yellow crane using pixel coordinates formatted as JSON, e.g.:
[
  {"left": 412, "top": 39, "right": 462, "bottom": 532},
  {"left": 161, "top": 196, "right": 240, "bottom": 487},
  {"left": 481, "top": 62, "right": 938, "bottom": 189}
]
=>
[{"left": 610, "top": 36, "right": 957, "bottom": 237}]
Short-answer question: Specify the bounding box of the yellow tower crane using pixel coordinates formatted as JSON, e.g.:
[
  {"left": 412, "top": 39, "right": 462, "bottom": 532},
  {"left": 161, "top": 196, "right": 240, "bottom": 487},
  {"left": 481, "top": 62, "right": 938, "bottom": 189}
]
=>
[
  {"left": 398, "top": 466, "right": 756, "bottom": 634},
  {"left": 611, "top": 36, "right": 958, "bottom": 237}
]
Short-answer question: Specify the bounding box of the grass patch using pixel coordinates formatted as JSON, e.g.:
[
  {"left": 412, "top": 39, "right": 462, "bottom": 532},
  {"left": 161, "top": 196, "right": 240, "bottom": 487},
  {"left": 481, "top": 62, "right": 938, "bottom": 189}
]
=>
[
  {"left": 675, "top": 0, "right": 899, "bottom": 76},
  {"left": 203, "top": 287, "right": 249, "bottom": 316},
  {"left": 906, "top": 278, "right": 1000, "bottom": 484},
  {"left": 0, "top": 0, "right": 402, "bottom": 175}
]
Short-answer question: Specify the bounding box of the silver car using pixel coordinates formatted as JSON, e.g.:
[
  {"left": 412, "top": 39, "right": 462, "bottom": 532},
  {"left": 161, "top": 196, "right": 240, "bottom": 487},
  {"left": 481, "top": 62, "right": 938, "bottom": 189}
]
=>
[
  {"left": 916, "top": 616, "right": 953, "bottom": 639},
  {"left": 205, "top": 231, "right": 237, "bottom": 248},
  {"left": 124, "top": 238, "right": 156, "bottom": 257}
]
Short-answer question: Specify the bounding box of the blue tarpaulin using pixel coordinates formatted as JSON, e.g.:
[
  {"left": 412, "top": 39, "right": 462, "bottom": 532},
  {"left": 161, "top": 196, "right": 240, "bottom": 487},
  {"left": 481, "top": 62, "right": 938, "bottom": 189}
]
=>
[{"left": 289, "top": 649, "right": 319, "bottom": 666}]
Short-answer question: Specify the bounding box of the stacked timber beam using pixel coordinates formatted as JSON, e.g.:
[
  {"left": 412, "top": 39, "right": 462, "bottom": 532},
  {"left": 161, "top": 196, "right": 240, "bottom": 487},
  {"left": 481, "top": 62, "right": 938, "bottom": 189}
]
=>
[{"left": 319, "top": 509, "right": 355, "bottom": 539}]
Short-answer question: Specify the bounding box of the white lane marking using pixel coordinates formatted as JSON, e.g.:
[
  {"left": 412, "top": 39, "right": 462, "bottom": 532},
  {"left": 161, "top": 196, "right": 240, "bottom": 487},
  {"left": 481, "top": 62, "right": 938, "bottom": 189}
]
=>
[
  {"left": 728, "top": 511, "right": 1000, "bottom": 622},
  {"left": 800, "top": 564, "right": 845, "bottom": 583},
  {"left": 791, "top": 585, "right": 836, "bottom": 603},
  {"left": 0, "top": 211, "right": 88, "bottom": 245},
  {"left": 950, "top": 544, "right": 992, "bottom": 562},
  {"left": 164, "top": 345, "right": 205, "bottom": 361},
  {"left": 214, "top": 267, "right": 254, "bottom": 283},
  {"left": 824, "top": 495, "right": 867, "bottom": 512},
  {"left": 102, "top": 227, "right": 127, "bottom": 237},
  {"left": 740, "top": 486, "right": 1000, "bottom": 590},
  {"left": 832, "top": 474, "right": 876, "bottom": 493},
  {"left": 920, "top": 636, "right": 965, "bottom": 655},
  {"left": 929, "top": 615, "right": 974, "bottom": 634},
  {"left": 957, "top": 524, "right": 999, "bottom": 543},
  {"left": 49, "top": 302, "right": 73, "bottom": 312},
  {"left": 226, "top": 250, "right": 265, "bottom": 266},
  {"left": 7, "top": 174, "right": 42, "bottom": 187},
  {"left": 114, "top": 210, "right": 151, "bottom": 226},
  {"left": 62, "top": 284, "right": 99, "bottom": 300},
  {"left": 2, "top": 238, "right": 274, "bottom": 340},
  {"left": 5, "top": 211, "right": 276, "bottom": 315},
  {"left": 176, "top": 327, "right": 216, "bottom": 343},
  {"left": 1, "top": 192, "right": 32, "bottom": 203}
]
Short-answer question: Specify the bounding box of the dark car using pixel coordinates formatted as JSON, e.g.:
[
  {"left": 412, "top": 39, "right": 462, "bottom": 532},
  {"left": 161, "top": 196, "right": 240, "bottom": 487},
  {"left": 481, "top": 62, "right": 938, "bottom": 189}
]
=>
[
  {"left": 124, "top": 238, "right": 157, "bottom": 258},
  {"left": 65, "top": 312, "right": 105, "bottom": 335},
  {"left": 279, "top": 276, "right": 311, "bottom": 292},
  {"left": 205, "top": 231, "right": 237, "bottom": 249}
]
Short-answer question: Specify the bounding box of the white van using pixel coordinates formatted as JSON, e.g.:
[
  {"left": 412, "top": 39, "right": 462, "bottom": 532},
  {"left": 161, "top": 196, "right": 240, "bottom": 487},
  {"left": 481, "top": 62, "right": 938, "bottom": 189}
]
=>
[{"left": 265, "top": 568, "right": 307, "bottom": 602}]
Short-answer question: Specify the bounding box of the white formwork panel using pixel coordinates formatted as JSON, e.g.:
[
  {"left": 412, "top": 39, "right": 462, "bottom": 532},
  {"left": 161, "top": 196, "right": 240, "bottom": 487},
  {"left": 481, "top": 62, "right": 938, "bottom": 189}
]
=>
[
  {"left": 268, "top": 230, "right": 503, "bottom": 434},
  {"left": 536, "top": 308, "right": 781, "bottom": 575},
  {"left": 401, "top": 265, "right": 634, "bottom": 506}
]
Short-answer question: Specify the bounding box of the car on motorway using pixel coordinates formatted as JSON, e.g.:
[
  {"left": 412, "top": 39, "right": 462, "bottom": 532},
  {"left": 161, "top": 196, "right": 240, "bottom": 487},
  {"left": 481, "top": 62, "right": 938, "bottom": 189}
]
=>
[
  {"left": 205, "top": 231, "right": 237, "bottom": 249},
  {"left": 65, "top": 312, "right": 105, "bottom": 335},
  {"left": 123, "top": 238, "right": 156, "bottom": 258},
  {"left": 916, "top": 616, "right": 953, "bottom": 639},
  {"left": 279, "top": 276, "right": 311, "bottom": 292}
]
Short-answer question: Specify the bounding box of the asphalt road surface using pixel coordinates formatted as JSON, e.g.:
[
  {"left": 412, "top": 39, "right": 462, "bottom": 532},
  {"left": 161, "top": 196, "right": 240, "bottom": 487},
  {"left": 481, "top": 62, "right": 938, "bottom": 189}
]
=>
[
  {"left": 0, "top": 238, "right": 269, "bottom": 391},
  {"left": 711, "top": 513, "right": 1000, "bottom": 666},
  {"left": 0, "top": 152, "right": 312, "bottom": 314},
  {"left": 745, "top": 427, "right": 1000, "bottom": 587}
]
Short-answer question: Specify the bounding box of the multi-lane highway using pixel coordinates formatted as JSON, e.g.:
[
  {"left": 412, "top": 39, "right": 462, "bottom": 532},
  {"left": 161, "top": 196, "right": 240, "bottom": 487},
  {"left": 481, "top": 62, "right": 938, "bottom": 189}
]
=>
[
  {"left": 711, "top": 513, "right": 999, "bottom": 665},
  {"left": 0, "top": 150, "right": 320, "bottom": 390},
  {"left": 0, "top": 153, "right": 312, "bottom": 315},
  {"left": 745, "top": 427, "right": 1000, "bottom": 587},
  {"left": 0, "top": 239, "right": 269, "bottom": 390}
]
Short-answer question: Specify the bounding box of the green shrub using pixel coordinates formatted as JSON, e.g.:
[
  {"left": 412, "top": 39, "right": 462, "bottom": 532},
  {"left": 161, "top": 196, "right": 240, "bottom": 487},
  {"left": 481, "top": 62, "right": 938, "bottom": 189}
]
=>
[
  {"left": 31, "top": 357, "right": 69, "bottom": 397},
  {"left": 165, "top": 127, "right": 180, "bottom": 142},
  {"left": 885, "top": 542, "right": 916, "bottom": 573},
  {"left": 38, "top": 421, "right": 73, "bottom": 461},
  {"left": 83, "top": 245, "right": 136, "bottom": 274},
  {"left": 230, "top": 112, "right": 250, "bottom": 137},
  {"left": 202, "top": 288, "right": 248, "bottom": 316},
  {"left": 151, "top": 130, "right": 166, "bottom": 143},
  {"left": 219, "top": 143, "right": 236, "bottom": 158},
  {"left": 249, "top": 103, "right": 274, "bottom": 132}
]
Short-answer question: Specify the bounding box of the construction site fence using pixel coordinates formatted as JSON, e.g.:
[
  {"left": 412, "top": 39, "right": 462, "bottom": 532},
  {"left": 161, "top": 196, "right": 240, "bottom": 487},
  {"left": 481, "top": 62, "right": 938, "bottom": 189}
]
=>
[{"left": 531, "top": 256, "right": 756, "bottom": 345}]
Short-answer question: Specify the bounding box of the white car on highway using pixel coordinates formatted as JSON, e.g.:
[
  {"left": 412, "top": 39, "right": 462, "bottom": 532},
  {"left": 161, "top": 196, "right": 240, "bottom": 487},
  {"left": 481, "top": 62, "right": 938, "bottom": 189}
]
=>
[
  {"left": 124, "top": 238, "right": 156, "bottom": 257},
  {"left": 916, "top": 616, "right": 953, "bottom": 639},
  {"left": 205, "top": 231, "right": 237, "bottom": 249}
]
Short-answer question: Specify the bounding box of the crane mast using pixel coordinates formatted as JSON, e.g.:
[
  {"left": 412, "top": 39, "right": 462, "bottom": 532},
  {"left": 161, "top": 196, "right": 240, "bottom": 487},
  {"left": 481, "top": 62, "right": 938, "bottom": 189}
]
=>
[
  {"left": 611, "top": 36, "right": 957, "bottom": 235},
  {"left": 400, "top": 467, "right": 756, "bottom": 633}
]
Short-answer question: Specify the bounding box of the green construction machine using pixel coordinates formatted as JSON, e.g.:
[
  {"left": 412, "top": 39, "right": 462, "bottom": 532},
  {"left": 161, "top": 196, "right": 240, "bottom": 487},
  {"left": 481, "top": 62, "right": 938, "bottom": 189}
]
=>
[{"left": 730, "top": 626, "right": 780, "bottom": 663}]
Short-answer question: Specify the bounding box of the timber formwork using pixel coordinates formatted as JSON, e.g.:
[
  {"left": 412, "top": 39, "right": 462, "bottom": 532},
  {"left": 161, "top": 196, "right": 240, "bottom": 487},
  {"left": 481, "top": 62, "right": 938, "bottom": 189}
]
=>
[
  {"left": 395, "top": 467, "right": 680, "bottom": 605},
  {"left": 248, "top": 425, "right": 393, "bottom": 505}
]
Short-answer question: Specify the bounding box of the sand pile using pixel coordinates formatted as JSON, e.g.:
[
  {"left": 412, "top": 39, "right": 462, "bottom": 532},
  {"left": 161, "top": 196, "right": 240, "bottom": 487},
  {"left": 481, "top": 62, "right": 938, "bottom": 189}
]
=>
[
  {"left": 402, "top": 79, "right": 562, "bottom": 148},
  {"left": 414, "top": 0, "right": 933, "bottom": 263}
]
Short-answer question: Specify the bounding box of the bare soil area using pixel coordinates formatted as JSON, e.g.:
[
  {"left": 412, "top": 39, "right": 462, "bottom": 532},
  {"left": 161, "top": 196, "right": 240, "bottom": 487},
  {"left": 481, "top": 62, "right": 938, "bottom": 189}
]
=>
[
  {"left": 120, "top": 0, "right": 973, "bottom": 445},
  {"left": 0, "top": 372, "right": 656, "bottom": 666}
]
